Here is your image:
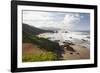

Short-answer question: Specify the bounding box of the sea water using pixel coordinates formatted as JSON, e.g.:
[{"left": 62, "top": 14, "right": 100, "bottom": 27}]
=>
[{"left": 37, "top": 31, "right": 90, "bottom": 49}]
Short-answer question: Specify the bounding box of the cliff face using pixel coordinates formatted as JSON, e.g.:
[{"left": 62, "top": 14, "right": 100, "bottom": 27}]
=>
[{"left": 22, "top": 23, "right": 53, "bottom": 35}]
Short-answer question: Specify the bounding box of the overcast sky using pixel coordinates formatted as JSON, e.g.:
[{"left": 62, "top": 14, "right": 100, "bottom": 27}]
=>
[{"left": 23, "top": 10, "right": 90, "bottom": 31}]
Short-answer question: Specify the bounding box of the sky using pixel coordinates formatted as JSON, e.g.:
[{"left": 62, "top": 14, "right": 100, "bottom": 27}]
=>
[{"left": 23, "top": 10, "right": 90, "bottom": 31}]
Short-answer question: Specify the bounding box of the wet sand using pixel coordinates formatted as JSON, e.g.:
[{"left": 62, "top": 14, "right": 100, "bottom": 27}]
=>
[{"left": 62, "top": 44, "right": 90, "bottom": 60}]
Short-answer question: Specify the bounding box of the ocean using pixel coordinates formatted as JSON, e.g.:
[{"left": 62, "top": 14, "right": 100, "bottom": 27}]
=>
[{"left": 37, "top": 31, "right": 90, "bottom": 49}]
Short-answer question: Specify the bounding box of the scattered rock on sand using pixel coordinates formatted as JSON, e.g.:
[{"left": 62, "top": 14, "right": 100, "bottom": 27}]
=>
[
  {"left": 63, "top": 40, "right": 75, "bottom": 45},
  {"left": 76, "top": 52, "right": 80, "bottom": 55},
  {"left": 70, "top": 52, "right": 73, "bottom": 55},
  {"left": 81, "top": 39, "right": 86, "bottom": 41},
  {"left": 62, "top": 45, "right": 76, "bottom": 52}
]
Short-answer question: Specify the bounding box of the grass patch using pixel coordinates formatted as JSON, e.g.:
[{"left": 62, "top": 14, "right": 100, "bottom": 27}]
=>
[{"left": 22, "top": 52, "right": 58, "bottom": 62}]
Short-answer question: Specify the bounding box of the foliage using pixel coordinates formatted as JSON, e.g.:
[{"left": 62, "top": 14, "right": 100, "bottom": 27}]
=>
[
  {"left": 22, "top": 52, "right": 58, "bottom": 62},
  {"left": 23, "top": 31, "right": 60, "bottom": 52}
]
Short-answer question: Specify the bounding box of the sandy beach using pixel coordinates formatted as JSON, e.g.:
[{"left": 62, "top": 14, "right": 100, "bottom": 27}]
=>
[
  {"left": 37, "top": 32, "right": 90, "bottom": 60},
  {"left": 61, "top": 44, "right": 90, "bottom": 60}
]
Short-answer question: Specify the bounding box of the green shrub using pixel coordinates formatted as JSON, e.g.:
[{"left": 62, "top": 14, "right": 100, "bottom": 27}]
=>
[
  {"left": 22, "top": 52, "right": 58, "bottom": 62},
  {"left": 23, "top": 31, "right": 61, "bottom": 52}
]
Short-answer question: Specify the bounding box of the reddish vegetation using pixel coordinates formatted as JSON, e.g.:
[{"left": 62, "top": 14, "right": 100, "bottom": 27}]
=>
[{"left": 22, "top": 43, "right": 44, "bottom": 56}]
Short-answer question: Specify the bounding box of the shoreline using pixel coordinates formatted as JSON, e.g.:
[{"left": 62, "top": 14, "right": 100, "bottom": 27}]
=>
[{"left": 61, "top": 43, "right": 90, "bottom": 60}]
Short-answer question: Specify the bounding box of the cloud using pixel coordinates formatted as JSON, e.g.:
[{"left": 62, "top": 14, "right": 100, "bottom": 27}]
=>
[
  {"left": 63, "top": 13, "right": 81, "bottom": 30},
  {"left": 23, "top": 11, "right": 64, "bottom": 28},
  {"left": 23, "top": 11, "right": 51, "bottom": 21},
  {"left": 23, "top": 11, "right": 82, "bottom": 31},
  {"left": 23, "top": 11, "right": 52, "bottom": 25}
]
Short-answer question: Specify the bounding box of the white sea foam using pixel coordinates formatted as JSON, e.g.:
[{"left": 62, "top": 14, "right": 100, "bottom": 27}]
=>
[{"left": 37, "top": 31, "right": 90, "bottom": 49}]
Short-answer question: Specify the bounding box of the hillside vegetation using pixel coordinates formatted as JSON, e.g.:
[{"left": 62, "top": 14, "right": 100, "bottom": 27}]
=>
[{"left": 22, "top": 24, "right": 62, "bottom": 62}]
